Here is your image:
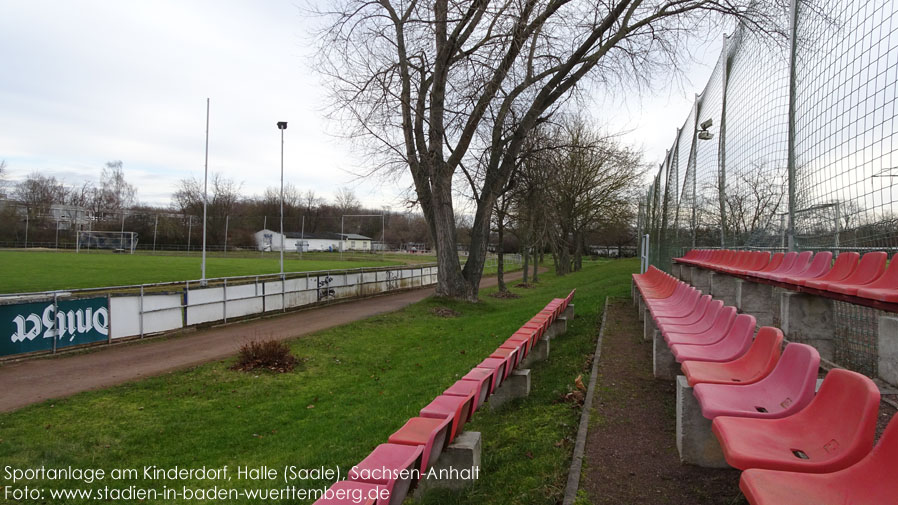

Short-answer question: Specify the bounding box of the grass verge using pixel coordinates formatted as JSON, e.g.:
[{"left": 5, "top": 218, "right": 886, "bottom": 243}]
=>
[{"left": 0, "top": 258, "right": 637, "bottom": 504}]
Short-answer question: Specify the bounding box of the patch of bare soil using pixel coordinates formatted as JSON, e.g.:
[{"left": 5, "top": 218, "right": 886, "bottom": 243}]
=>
[
  {"left": 489, "top": 290, "right": 521, "bottom": 299},
  {"left": 515, "top": 282, "right": 535, "bottom": 289},
  {"left": 430, "top": 306, "right": 460, "bottom": 318},
  {"left": 581, "top": 300, "right": 744, "bottom": 505}
]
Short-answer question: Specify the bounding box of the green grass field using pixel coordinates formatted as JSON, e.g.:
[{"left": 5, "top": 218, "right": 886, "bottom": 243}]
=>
[
  {"left": 0, "top": 258, "right": 636, "bottom": 505},
  {"left": 0, "top": 250, "right": 519, "bottom": 294},
  {"left": 0, "top": 251, "right": 413, "bottom": 294}
]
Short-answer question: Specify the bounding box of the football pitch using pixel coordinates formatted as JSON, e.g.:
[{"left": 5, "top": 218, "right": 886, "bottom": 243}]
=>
[{"left": 0, "top": 250, "right": 424, "bottom": 294}]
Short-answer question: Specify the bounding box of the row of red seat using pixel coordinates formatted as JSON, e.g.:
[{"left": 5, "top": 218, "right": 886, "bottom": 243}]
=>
[
  {"left": 634, "top": 266, "right": 893, "bottom": 505},
  {"left": 314, "top": 290, "right": 576, "bottom": 504},
  {"left": 676, "top": 249, "right": 898, "bottom": 304}
]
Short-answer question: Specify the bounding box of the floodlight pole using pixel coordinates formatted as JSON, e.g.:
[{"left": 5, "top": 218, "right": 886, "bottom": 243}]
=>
[
  {"left": 153, "top": 214, "right": 158, "bottom": 253},
  {"left": 224, "top": 215, "right": 229, "bottom": 255},
  {"left": 300, "top": 215, "right": 304, "bottom": 259},
  {"left": 201, "top": 98, "right": 210, "bottom": 285},
  {"left": 277, "top": 121, "right": 288, "bottom": 275}
]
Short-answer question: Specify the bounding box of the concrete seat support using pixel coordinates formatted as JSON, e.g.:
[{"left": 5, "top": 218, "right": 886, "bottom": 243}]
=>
[
  {"left": 779, "top": 291, "right": 837, "bottom": 361},
  {"left": 691, "top": 267, "right": 712, "bottom": 293},
  {"left": 676, "top": 376, "right": 729, "bottom": 468},
  {"left": 736, "top": 280, "right": 778, "bottom": 327},
  {"left": 878, "top": 316, "right": 898, "bottom": 387},
  {"left": 519, "top": 337, "right": 549, "bottom": 368},
  {"left": 414, "top": 431, "right": 481, "bottom": 495},
  {"left": 709, "top": 272, "right": 738, "bottom": 308},
  {"left": 653, "top": 330, "right": 680, "bottom": 380},
  {"left": 488, "top": 369, "right": 531, "bottom": 410}
]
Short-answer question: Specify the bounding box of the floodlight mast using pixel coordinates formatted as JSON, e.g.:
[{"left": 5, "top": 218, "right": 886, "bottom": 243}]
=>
[
  {"left": 277, "top": 121, "right": 288, "bottom": 275},
  {"left": 201, "top": 98, "right": 210, "bottom": 286}
]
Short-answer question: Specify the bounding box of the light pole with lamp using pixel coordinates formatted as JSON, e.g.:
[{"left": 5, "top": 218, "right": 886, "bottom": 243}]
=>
[{"left": 277, "top": 121, "right": 287, "bottom": 276}]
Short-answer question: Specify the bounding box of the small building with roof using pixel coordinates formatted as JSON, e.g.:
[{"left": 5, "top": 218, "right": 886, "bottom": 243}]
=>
[{"left": 253, "top": 229, "right": 372, "bottom": 252}]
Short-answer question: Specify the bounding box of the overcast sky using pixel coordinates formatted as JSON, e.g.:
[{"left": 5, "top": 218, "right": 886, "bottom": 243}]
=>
[{"left": 0, "top": 1, "right": 723, "bottom": 209}]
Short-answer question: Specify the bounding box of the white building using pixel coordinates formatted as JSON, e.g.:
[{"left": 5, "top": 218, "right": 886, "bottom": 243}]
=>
[{"left": 253, "top": 229, "right": 372, "bottom": 252}]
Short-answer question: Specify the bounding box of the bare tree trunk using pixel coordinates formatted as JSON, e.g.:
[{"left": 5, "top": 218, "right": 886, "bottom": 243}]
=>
[
  {"left": 522, "top": 245, "right": 530, "bottom": 284},
  {"left": 532, "top": 245, "right": 539, "bottom": 282},
  {"left": 430, "top": 176, "right": 469, "bottom": 299},
  {"left": 573, "top": 230, "right": 584, "bottom": 271},
  {"left": 496, "top": 219, "right": 506, "bottom": 292}
]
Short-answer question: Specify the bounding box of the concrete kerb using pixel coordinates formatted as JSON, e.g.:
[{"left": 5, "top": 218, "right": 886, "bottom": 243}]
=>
[{"left": 562, "top": 297, "right": 609, "bottom": 505}]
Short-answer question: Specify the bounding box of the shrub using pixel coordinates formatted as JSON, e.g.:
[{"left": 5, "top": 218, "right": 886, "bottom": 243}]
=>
[{"left": 231, "top": 338, "right": 297, "bottom": 373}]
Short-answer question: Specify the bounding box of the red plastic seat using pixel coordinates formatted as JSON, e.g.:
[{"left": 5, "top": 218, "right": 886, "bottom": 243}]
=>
[
  {"left": 349, "top": 443, "right": 422, "bottom": 505},
  {"left": 739, "top": 414, "right": 898, "bottom": 505},
  {"left": 388, "top": 416, "right": 451, "bottom": 473},
  {"left": 664, "top": 306, "right": 737, "bottom": 346},
  {"left": 478, "top": 357, "right": 509, "bottom": 382},
  {"left": 420, "top": 394, "right": 474, "bottom": 442},
  {"left": 659, "top": 300, "right": 725, "bottom": 336},
  {"left": 768, "top": 251, "right": 813, "bottom": 280},
  {"left": 655, "top": 295, "right": 711, "bottom": 325},
  {"left": 754, "top": 251, "right": 806, "bottom": 280},
  {"left": 855, "top": 255, "right": 898, "bottom": 302},
  {"left": 502, "top": 336, "right": 530, "bottom": 360},
  {"left": 746, "top": 252, "right": 789, "bottom": 277},
  {"left": 490, "top": 346, "right": 520, "bottom": 372},
  {"left": 671, "top": 314, "right": 756, "bottom": 363},
  {"left": 728, "top": 251, "right": 771, "bottom": 275},
  {"left": 651, "top": 290, "right": 702, "bottom": 320},
  {"left": 693, "top": 342, "right": 820, "bottom": 419},
  {"left": 512, "top": 328, "right": 539, "bottom": 349},
  {"left": 712, "top": 369, "right": 880, "bottom": 472},
  {"left": 646, "top": 284, "right": 697, "bottom": 313},
  {"left": 444, "top": 379, "right": 479, "bottom": 418},
  {"left": 314, "top": 480, "right": 385, "bottom": 505},
  {"left": 462, "top": 367, "right": 496, "bottom": 397},
  {"left": 797, "top": 251, "right": 858, "bottom": 287},
  {"left": 775, "top": 251, "right": 832, "bottom": 284},
  {"left": 805, "top": 251, "right": 886, "bottom": 295},
  {"left": 682, "top": 327, "right": 784, "bottom": 387}
]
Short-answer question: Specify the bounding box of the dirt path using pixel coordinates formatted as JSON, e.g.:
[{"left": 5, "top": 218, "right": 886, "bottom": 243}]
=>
[
  {"left": 581, "top": 300, "right": 744, "bottom": 505},
  {"left": 0, "top": 270, "right": 530, "bottom": 413}
]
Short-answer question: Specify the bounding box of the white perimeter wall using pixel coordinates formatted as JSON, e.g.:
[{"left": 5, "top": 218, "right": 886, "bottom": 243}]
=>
[{"left": 107, "top": 266, "right": 438, "bottom": 340}]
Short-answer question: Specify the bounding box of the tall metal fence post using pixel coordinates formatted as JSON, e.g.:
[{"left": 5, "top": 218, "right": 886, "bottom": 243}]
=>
[
  {"left": 52, "top": 293, "right": 58, "bottom": 353},
  {"left": 223, "top": 278, "right": 228, "bottom": 323},
  {"left": 139, "top": 285, "right": 145, "bottom": 338},
  {"left": 786, "top": 0, "right": 799, "bottom": 251},
  {"left": 718, "top": 34, "right": 731, "bottom": 248}
]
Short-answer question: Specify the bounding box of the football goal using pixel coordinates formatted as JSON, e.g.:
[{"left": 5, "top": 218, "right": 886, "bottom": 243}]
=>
[{"left": 76, "top": 231, "right": 139, "bottom": 254}]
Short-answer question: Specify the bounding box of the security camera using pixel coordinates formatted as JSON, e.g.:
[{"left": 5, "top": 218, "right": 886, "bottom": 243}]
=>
[
  {"left": 699, "top": 118, "right": 713, "bottom": 130},
  {"left": 698, "top": 131, "right": 714, "bottom": 140}
]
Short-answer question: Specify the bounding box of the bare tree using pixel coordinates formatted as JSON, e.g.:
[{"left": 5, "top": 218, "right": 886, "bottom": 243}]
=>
[
  {"left": 172, "top": 173, "right": 243, "bottom": 244},
  {"left": 723, "top": 164, "right": 787, "bottom": 245},
  {"left": 93, "top": 161, "right": 137, "bottom": 218},
  {"left": 536, "top": 118, "right": 644, "bottom": 274},
  {"left": 334, "top": 187, "right": 360, "bottom": 215},
  {"left": 0, "top": 160, "right": 7, "bottom": 198},
  {"left": 315, "top": 0, "right": 783, "bottom": 301},
  {"left": 13, "top": 172, "right": 68, "bottom": 225}
]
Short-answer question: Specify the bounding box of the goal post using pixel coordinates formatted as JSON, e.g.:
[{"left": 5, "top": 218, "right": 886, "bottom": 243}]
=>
[{"left": 76, "top": 231, "right": 139, "bottom": 254}]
